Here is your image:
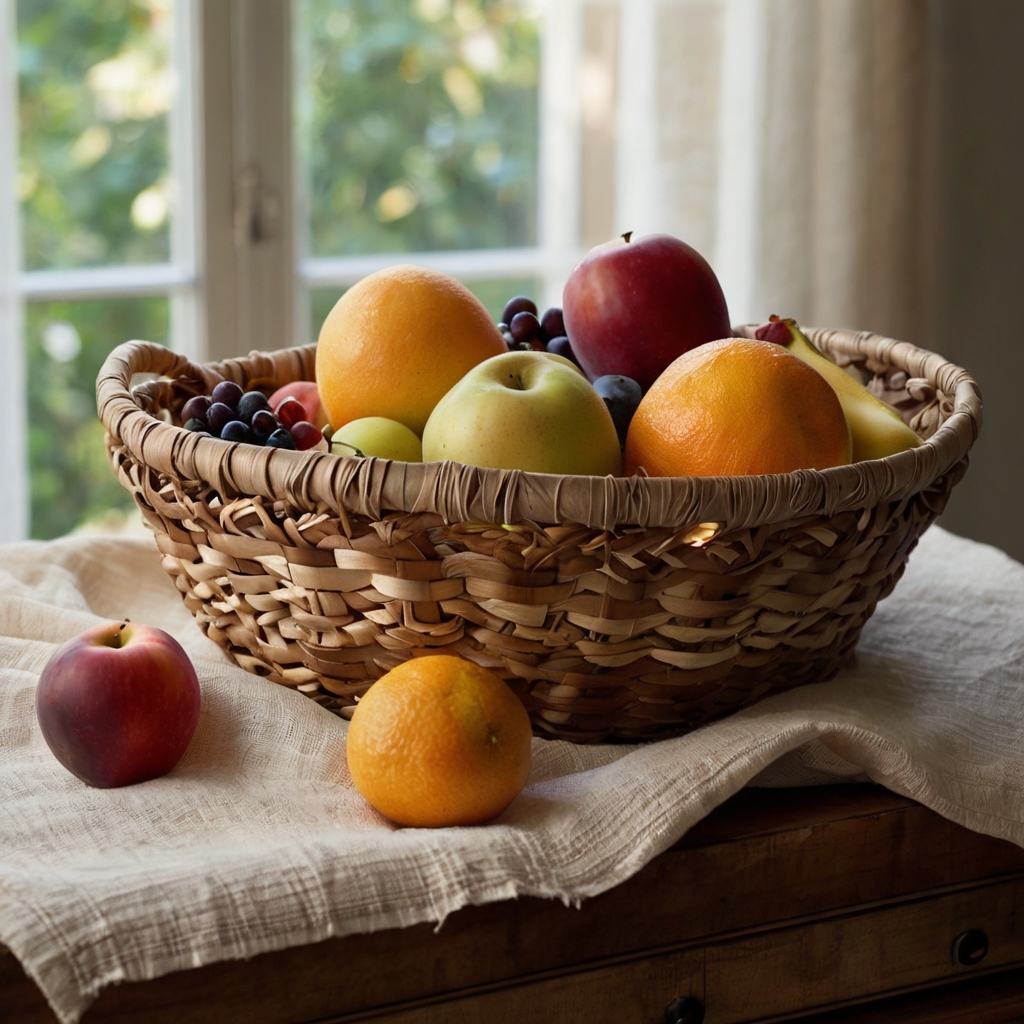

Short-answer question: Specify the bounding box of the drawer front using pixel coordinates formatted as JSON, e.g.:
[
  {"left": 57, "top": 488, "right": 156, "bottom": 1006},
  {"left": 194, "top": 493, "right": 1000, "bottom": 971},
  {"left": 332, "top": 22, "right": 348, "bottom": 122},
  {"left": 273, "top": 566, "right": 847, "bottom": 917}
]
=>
[
  {"left": 703, "top": 879, "right": 1024, "bottom": 1021},
  {"left": 342, "top": 949, "right": 706, "bottom": 1024},
  {"left": 355, "top": 880, "right": 1024, "bottom": 1024}
]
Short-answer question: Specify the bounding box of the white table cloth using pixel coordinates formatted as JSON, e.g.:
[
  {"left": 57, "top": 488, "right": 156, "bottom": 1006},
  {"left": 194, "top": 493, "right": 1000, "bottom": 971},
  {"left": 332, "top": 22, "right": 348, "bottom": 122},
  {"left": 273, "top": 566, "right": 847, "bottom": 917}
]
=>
[{"left": 1, "top": 524, "right": 1022, "bottom": 1023}]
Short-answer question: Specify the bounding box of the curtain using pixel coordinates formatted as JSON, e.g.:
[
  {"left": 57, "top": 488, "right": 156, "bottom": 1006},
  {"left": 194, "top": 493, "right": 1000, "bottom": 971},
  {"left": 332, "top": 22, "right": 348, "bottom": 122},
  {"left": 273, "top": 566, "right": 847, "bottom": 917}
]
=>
[{"left": 576, "top": 0, "right": 1023, "bottom": 560}]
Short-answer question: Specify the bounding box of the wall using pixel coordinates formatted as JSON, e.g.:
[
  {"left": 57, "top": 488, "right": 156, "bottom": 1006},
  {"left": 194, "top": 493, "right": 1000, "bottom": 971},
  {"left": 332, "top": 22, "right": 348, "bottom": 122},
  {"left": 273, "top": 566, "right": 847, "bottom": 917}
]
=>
[{"left": 927, "top": 0, "right": 1024, "bottom": 562}]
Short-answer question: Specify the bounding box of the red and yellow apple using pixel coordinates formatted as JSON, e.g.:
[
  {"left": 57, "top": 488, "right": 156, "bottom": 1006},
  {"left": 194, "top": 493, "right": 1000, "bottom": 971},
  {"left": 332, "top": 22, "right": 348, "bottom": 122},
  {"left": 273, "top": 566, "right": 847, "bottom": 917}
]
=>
[
  {"left": 35, "top": 620, "right": 201, "bottom": 788},
  {"left": 421, "top": 351, "right": 622, "bottom": 476},
  {"left": 562, "top": 231, "right": 732, "bottom": 391}
]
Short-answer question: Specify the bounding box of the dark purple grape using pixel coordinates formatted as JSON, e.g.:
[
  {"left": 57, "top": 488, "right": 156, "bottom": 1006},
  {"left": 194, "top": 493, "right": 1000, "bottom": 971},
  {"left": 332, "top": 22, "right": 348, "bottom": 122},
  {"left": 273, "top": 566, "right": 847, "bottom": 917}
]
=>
[
  {"left": 592, "top": 375, "right": 643, "bottom": 447},
  {"left": 540, "top": 307, "right": 565, "bottom": 341},
  {"left": 510, "top": 311, "right": 542, "bottom": 346},
  {"left": 251, "top": 409, "right": 280, "bottom": 441},
  {"left": 236, "top": 390, "right": 271, "bottom": 424},
  {"left": 265, "top": 428, "right": 297, "bottom": 450},
  {"left": 211, "top": 380, "right": 244, "bottom": 409},
  {"left": 183, "top": 418, "right": 209, "bottom": 433},
  {"left": 206, "top": 402, "right": 235, "bottom": 435},
  {"left": 501, "top": 296, "right": 537, "bottom": 326},
  {"left": 545, "top": 335, "right": 579, "bottom": 366},
  {"left": 290, "top": 421, "right": 323, "bottom": 451},
  {"left": 181, "top": 395, "right": 212, "bottom": 425},
  {"left": 220, "top": 420, "right": 252, "bottom": 444}
]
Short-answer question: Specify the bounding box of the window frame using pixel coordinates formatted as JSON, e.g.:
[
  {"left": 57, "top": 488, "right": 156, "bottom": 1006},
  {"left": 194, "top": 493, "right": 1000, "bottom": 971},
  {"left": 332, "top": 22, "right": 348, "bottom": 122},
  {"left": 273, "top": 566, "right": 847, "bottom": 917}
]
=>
[{"left": 0, "top": 0, "right": 582, "bottom": 543}]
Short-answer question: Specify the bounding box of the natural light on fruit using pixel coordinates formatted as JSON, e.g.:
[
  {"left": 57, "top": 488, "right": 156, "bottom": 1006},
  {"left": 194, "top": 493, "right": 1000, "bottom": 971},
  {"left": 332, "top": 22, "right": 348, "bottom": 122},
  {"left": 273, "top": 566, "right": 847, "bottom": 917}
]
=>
[
  {"left": 624, "top": 338, "right": 852, "bottom": 477},
  {"left": 315, "top": 265, "right": 506, "bottom": 436},
  {"left": 346, "top": 655, "right": 533, "bottom": 828}
]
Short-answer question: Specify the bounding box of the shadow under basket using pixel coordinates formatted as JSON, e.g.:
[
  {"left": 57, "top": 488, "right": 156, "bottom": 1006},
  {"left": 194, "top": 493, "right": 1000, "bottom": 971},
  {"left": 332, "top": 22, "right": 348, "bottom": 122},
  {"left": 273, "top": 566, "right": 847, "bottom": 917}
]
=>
[{"left": 96, "top": 328, "right": 982, "bottom": 743}]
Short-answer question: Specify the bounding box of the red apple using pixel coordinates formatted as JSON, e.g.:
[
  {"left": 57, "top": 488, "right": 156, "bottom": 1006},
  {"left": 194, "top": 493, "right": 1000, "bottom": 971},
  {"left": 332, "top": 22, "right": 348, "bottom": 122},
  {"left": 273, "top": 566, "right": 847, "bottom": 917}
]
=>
[
  {"left": 35, "top": 620, "right": 201, "bottom": 788},
  {"left": 268, "top": 380, "right": 329, "bottom": 429},
  {"left": 561, "top": 232, "right": 732, "bottom": 391}
]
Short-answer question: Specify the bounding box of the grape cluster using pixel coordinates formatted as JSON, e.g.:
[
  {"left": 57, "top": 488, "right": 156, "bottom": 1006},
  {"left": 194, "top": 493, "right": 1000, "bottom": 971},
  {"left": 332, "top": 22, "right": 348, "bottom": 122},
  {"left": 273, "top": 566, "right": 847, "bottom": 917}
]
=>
[
  {"left": 181, "top": 381, "right": 324, "bottom": 451},
  {"left": 497, "top": 296, "right": 577, "bottom": 365},
  {"left": 498, "top": 293, "right": 643, "bottom": 447}
]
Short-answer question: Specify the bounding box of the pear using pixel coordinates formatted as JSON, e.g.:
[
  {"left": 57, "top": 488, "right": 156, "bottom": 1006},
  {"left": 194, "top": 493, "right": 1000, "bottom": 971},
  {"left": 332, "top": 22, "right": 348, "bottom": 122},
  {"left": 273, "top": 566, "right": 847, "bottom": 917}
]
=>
[{"left": 756, "top": 316, "right": 922, "bottom": 463}]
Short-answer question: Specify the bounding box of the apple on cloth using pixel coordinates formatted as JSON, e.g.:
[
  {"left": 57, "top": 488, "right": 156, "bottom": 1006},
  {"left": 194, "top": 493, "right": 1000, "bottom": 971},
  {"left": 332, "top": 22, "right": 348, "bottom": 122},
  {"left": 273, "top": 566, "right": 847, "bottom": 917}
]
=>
[
  {"left": 35, "top": 619, "right": 201, "bottom": 788},
  {"left": 421, "top": 350, "right": 622, "bottom": 476},
  {"left": 562, "top": 231, "right": 732, "bottom": 391}
]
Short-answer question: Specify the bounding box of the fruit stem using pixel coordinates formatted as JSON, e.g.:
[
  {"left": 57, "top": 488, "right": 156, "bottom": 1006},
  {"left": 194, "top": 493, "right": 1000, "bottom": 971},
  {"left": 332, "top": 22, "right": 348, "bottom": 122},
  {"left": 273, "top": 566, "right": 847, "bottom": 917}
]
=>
[
  {"left": 329, "top": 439, "right": 366, "bottom": 458},
  {"left": 112, "top": 619, "right": 130, "bottom": 649},
  {"left": 621, "top": 231, "right": 633, "bottom": 244}
]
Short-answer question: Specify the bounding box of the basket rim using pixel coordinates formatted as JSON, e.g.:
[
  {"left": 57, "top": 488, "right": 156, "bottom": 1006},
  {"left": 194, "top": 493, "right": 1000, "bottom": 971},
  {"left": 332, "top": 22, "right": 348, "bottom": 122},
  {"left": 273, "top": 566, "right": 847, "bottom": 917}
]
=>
[{"left": 96, "top": 328, "right": 982, "bottom": 531}]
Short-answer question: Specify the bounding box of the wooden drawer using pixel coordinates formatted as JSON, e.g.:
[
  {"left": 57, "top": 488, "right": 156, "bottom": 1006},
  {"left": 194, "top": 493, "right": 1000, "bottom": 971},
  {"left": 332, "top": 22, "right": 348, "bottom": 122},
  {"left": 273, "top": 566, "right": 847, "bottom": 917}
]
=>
[
  {"left": 5, "top": 786, "right": 1024, "bottom": 1024},
  {"left": 342, "top": 879, "right": 1024, "bottom": 1023}
]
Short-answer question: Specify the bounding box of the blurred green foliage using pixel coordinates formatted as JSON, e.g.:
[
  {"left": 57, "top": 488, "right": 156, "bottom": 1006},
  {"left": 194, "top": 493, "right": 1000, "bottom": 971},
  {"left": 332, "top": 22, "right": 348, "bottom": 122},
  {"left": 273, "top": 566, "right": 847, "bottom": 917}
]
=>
[
  {"left": 18, "top": 0, "right": 173, "bottom": 538},
  {"left": 25, "top": 297, "right": 169, "bottom": 539},
  {"left": 297, "top": 0, "right": 540, "bottom": 256},
  {"left": 17, "top": 0, "right": 171, "bottom": 269},
  {"left": 16, "top": 0, "right": 541, "bottom": 538}
]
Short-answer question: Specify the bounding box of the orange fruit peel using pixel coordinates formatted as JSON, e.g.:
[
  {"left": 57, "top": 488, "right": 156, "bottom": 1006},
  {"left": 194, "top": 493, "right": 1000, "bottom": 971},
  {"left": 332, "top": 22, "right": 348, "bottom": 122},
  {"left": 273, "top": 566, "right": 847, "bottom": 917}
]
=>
[
  {"left": 624, "top": 337, "right": 852, "bottom": 477},
  {"left": 315, "top": 265, "right": 507, "bottom": 436},
  {"left": 346, "top": 655, "right": 533, "bottom": 828}
]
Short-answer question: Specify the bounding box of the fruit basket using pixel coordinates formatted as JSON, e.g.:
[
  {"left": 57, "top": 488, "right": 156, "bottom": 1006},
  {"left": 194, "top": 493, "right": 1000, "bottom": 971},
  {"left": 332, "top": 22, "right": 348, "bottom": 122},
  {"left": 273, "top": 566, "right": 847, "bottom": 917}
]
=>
[{"left": 96, "top": 328, "right": 981, "bottom": 743}]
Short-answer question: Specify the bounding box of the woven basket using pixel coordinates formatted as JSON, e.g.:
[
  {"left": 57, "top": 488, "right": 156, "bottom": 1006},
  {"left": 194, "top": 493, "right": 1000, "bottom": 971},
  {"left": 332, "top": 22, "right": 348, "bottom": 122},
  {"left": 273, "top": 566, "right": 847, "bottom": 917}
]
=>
[{"left": 96, "top": 328, "right": 981, "bottom": 743}]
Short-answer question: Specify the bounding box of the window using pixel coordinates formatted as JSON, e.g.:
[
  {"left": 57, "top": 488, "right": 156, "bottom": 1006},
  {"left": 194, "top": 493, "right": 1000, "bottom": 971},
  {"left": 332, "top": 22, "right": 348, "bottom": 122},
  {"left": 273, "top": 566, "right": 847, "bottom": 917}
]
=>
[
  {"left": 10, "top": 1, "right": 750, "bottom": 543},
  {"left": 1, "top": 0, "right": 581, "bottom": 541},
  {"left": 2, "top": 0, "right": 198, "bottom": 541}
]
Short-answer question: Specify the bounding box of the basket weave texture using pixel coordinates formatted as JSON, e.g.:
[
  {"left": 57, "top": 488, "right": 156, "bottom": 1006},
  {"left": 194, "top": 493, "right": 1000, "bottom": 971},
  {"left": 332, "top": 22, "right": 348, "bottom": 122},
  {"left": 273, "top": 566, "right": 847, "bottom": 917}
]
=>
[{"left": 96, "top": 328, "right": 981, "bottom": 743}]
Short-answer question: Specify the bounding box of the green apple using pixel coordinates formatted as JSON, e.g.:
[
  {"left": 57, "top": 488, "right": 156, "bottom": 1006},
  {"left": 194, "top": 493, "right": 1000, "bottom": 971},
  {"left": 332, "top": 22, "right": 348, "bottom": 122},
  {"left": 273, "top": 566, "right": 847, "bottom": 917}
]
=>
[
  {"left": 330, "top": 417, "right": 423, "bottom": 462},
  {"left": 421, "top": 351, "right": 623, "bottom": 476}
]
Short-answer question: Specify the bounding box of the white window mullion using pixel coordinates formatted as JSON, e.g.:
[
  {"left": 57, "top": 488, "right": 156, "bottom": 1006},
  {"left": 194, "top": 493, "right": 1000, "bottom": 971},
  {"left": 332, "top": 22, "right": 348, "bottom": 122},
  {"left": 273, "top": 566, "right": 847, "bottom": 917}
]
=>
[
  {"left": 0, "top": 0, "right": 28, "bottom": 542},
  {"left": 299, "top": 248, "right": 549, "bottom": 292},
  {"left": 169, "top": 0, "right": 204, "bottom": 363}
]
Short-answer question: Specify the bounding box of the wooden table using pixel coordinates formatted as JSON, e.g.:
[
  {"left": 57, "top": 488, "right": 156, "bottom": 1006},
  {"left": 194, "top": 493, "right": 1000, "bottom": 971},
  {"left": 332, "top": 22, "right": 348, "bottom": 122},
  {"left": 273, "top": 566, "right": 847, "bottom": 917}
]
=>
[{"left": 5, "top": 784, "right": 1024, "bottom": 1023}]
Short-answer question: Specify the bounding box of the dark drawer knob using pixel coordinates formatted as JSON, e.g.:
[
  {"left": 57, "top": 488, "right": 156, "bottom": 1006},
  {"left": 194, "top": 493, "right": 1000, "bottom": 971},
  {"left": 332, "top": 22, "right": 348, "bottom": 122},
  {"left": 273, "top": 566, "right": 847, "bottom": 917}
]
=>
[
  {"left": 664, "top": 995, "right": 705, "bottom": 1024},
  {"left": 952, "top": 928, "right": 989, "bottom": 966}
]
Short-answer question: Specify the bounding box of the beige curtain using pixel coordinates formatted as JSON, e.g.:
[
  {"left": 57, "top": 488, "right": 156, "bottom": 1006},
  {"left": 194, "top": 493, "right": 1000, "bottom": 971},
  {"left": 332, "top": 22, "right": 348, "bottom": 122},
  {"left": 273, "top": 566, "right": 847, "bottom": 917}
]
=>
[{"left": 576, "top": 0, "right": 1023, "bottom": 560}]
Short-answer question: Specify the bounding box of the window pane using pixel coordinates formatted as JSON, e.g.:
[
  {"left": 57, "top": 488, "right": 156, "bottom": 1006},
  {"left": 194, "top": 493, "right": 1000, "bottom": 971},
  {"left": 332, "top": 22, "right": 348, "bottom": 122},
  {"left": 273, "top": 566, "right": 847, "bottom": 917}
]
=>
[
  {"left": 295, "top": 0, "right": 541, "bottom": 258},
  {"left": 26, "top": 297, "right": 169, "bottom": 539},
  {"left": 17, "top": 0, "right": 174, "bottom": 270}
]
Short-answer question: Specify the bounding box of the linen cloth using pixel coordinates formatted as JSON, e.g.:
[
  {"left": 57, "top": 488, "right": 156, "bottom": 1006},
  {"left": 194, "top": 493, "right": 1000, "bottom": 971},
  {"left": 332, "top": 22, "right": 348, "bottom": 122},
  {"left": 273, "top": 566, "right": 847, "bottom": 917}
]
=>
[{"left": 1, "top": 524, "right": 1023, "bottom": 1024}]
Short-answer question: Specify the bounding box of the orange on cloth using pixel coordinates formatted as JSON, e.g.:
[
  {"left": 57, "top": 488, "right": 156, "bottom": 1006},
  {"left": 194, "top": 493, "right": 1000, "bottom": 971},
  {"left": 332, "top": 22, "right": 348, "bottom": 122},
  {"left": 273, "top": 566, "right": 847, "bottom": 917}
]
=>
[
  {"left": 315, "top": 265, "right": 507, "bottom": 436},
  {"left": 624, "top": 337, "right": 852, "bottom": 477},
  {"left": 346, "top": 655, "right": 533, "bottom": 828}
]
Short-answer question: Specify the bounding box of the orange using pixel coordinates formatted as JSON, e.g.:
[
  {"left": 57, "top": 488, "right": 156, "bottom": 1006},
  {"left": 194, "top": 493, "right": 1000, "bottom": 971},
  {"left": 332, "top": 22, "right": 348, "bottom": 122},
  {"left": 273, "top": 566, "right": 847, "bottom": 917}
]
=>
[
  {"left": 624, "top": 338, "right": 852, "bottom": 477},
  {"left": 315, "top": 265, "right": 507, "bottom": 436},
  {"left": 346, "top": 655, "right": 533, "bottom": 828}
]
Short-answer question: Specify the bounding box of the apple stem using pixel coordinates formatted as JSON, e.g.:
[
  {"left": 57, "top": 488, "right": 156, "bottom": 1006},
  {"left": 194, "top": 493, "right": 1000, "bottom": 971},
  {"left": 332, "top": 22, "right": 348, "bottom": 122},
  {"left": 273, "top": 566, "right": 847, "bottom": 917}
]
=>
[
  {"left": 621, "top": 231, "right": 633, "bottom": 243},
  {"left": 113, "top": 619, "right": 130, "bottom": 649}
]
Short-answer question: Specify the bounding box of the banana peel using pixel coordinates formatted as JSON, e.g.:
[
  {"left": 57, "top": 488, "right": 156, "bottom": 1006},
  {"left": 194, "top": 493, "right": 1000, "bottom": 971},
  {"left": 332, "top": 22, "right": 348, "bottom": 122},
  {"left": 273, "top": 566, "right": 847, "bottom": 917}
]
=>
[{"left": 756, "top": 316, "right": 921, "bottom": 463}]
